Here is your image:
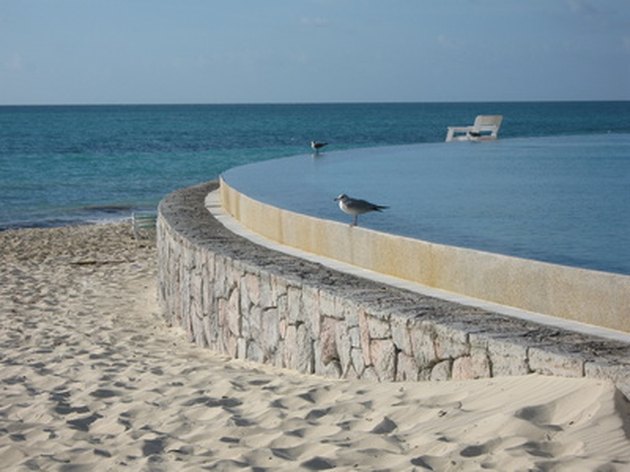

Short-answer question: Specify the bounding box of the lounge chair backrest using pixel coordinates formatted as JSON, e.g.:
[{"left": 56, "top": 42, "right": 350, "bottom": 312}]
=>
[{"left": 473, "top": 115, "right": 503, "bottom": 130}]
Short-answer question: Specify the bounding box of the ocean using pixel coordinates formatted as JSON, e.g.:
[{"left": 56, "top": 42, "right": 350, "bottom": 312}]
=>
[{"left": 2, "top": 101, "right": 629, "bottom": 272}]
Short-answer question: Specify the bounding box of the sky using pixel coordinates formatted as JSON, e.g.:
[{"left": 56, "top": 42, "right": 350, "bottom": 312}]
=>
[{"left": 1, "top": 0, "right": 629, "bottom": 105}]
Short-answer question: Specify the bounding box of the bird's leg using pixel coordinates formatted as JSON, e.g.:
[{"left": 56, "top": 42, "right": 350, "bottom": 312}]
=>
[{"left": 352, "top": 215, "right": 357, "bottom": 226}]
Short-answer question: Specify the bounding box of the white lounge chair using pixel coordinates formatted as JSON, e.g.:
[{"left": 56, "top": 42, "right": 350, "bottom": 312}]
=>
[{"left": 445, "top": 115, "right": 503, "bottom": 142}]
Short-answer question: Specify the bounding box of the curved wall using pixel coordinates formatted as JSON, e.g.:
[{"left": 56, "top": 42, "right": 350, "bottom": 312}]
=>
[
  {"left": 157, "top": 181, "right": 630, "bottom": 397},
  {"left": 220, "top": 179, "right": 630, "bottom": 334}
]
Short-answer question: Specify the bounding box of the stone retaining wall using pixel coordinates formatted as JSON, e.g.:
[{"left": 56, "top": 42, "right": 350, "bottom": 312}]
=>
[{"left": 157, "top": 181, "right": 630, "bottom": 397}]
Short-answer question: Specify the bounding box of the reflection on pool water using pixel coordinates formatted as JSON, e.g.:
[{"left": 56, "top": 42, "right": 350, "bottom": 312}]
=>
[{"left": 222, "top": 133, "right": 630, "bottom": 276}]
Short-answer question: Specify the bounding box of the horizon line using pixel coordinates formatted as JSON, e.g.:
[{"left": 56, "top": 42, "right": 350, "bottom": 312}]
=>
[{"left": 1, "top": 98, "right": 630, "bottom": 107}]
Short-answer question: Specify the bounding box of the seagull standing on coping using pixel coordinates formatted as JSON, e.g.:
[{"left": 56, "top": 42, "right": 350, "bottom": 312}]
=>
[
  {"left": 311, "top": 141, "right": 328, "bottom": 153},
  {"left": 334, "top": 193, "right": 388, "bottom": 227}
]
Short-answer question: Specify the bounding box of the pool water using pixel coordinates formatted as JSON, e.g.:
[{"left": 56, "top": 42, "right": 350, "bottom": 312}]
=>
[{"left": 222, "top": 133, "right": 630, "bottom": 276}]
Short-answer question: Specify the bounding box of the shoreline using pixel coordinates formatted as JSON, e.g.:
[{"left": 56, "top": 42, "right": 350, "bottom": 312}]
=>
[
  {"left": 0, "top": 213, "right": 146, "bottom": 233},
  {"left": 1, "top": 222, "right": 629, "bottom": 470}
]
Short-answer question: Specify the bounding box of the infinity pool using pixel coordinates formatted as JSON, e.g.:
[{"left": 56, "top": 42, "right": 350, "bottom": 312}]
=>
[{"left": 222, "top": 134, "right": 630, "bottom": 275}]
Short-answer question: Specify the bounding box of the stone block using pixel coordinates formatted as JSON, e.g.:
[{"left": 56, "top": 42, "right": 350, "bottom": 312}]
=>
[
  {"left": 204, "top": 250, "right": 215, "bottom": 282},
  {"left": 200, "top": 277, "right": 210, "bottom": 317},
  {"left": 239, "top": 280, "right": 251, "bottom": 314},
  {"left": 470, "top": 347, "right": 492, "bottom": 379},
  {"left": 409, "top": 323, "right": 437, "bottom": 368},
  {"left": 213, "top": 257, "right": 227, "bottom": 297},
  {"left": 335, "top": 323, "right": 353, "bottom": 377},
  {"left": 227, "top": 263, "right": 243, "bottom": 287},
  {"left": 271, "top": 275, "right": 289, "bottom": 304},
  {"left": 283, "top": 324, "right": 296, "bottom": 368},
  {"left": 242, "top": 305, "right": 262, "bottom": 340},
  {"left": 261, "top": 308, "right": 280, "bottom": 356},
  {"left": 361, "top": 366, "right": 380, "bottom": 382},
  {"left": 192, "top": 315, "right": 207, "bottom": 347},
  {"left": 278, "top": 317, "right": 287, "bottom": 339},
  {"left": 189, "top": 291, "right": 200, "bottom": 324},
  {"left": 451, "top": 356, "right": 471, "bottom": 381},
  {"left": 366, "top": 314, "right": 391, "bottom": 340},
  {"left": 237, "top": 337, "right": 247, "bottom": 359},
  {"left": 585, "top": 361, "right": 630, "bottom": 400},
  {"left": 246, "top": 341, "right": 264, "bottom": 363},
  {"left": 528, "top": 347, "right": 584, "bottom": 378},
  {"left": 179, "top": 264, "right": 190, "bottom": 313},
  {"left": 301, "top": 285, "right": 319, "bottom": 314},
  {"left": 323, "top": 360, "right": 342, "bottom": 379},
  {"left": 358, "top": 311, "right": 372, "bottom": 366},
  {"left": 184, "top": 310, "right": 194, "bottom": 342},
  {"left": 190, "top": 268, "right": 203, "bottom": 305},
  {"left": 242, "top": 272, "right": 260, "bottom": 306},
  {"left": 320, "top": 317, "right": 339, "bottom": 365},
  {"left": 486, "top": 337, "right": 530, "bottom": 377},
  {"left": 350, "top": 347, "right": 366, "bottom": 376},
  {"left": 226, "top": 288, "right": 240, "bottom": 337},
  {"left": 277, "top": 293, "right": 288, "bottom": 323},
  {"left": 391, "top": 318, "right": 412, "bottom": 355},
  {"left": 338, "top": 298, "right": 359, "bottom": 327},
  {"left": 396, "top": 352, "right": 418, "bottom": 382},
  {"left": 418, "top": 367, "right": 432, "bottom": 381},
  {"left": 258, "top": 272, "right": 276, "bottom": 309},
  {"left": 370, "top": 339, "right": 396, "bottom": 382},
  {"left": 272, "top": 340, "right": 284, "bottom": 368},
  {"left": 296, "top": 324, "right": 314, "bottom": 374},
  {"left": 468, "top": 332, "right": 489, "bottom": 350},
  {"left": 430, "top": 360, "right": 452, "bottom": 381},
  {"left": 287, "top": 286, "right": 302, "bottom": 324},
  {"left": 302, "top": 286, "right": 321, "bottom": 335},
  {"left": 319, "top": 290, "right": 337, "bottom": 319},
  {"left": 224, "top": 334, "right": 238, "bottom": 358},
  {"left": 348, "top": 327, "right": 361, "bottom": 348},
  {"left": 451, "top": 355, "right": 490, "bottom": 380},
  {"left": 314, "top": 346, "right": 342, "bottom": 378},
  {"left": 434, "top": 324, "right": 469, "bottom": 360},
  {"left": 284, "top": 324, "right": 313, "bottom": 373},
  {"left": 203, "top": 303, "right": 219, "bottom": 338},
  {"left": 183, "top": 247, "right": 195, "bottom": 271}
]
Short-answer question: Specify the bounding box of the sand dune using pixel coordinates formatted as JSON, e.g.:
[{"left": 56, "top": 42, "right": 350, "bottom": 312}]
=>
[{"left": 0, "top": 222, "right": 628, "bottom": 471}]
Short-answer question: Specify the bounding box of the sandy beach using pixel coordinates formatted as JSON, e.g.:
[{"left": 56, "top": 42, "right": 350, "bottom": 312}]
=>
[{"left": 1, "top": 222, "right": 629, "bottom": 471}]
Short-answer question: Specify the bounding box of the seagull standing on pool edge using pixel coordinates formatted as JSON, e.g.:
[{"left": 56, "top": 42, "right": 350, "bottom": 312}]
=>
[
  {"left": 311, "top": 141, "right": 327, "bottom": 153},
  {"left": 335, "top": 194, "right": 388, "bottom": 227}
]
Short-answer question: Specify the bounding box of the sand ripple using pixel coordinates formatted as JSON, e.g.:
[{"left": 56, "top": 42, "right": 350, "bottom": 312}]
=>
[{"left": 1, "top": 223, "right": 629, "bottom": 471}]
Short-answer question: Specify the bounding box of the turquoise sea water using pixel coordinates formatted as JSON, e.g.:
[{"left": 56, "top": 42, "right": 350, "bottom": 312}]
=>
[{"left": 1, "top": 102, "right": 629, "bottom": 273}]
